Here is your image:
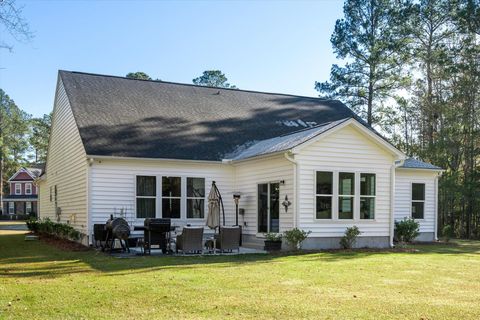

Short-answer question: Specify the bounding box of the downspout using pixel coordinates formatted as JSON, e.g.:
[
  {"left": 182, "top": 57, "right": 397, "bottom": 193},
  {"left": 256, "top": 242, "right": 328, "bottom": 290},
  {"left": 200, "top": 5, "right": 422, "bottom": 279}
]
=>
[
  {"left": 390, "top": 162, "right": 396, "bottom": 247},
  {"left": 434, "top": 172, "right": 441, "bottom": 241},
  {"left": 284, "top": 151, "right": 298, "bottom": 229}
]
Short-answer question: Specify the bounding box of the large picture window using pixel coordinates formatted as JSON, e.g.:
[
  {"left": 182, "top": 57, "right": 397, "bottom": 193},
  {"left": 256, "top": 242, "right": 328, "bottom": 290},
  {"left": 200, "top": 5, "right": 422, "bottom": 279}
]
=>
[
  {"left": 136, "top": 176, "right": 156, "bottom": 218},
  {"left": 412, "top": 183, "right": 425, "bottom": 219},
  {"left": 316, "top": 171, "right": 333, "bottom": 219},
  {"left": 187, "top": 177, "right": 205, "bottom": 218},
  {"left": 338, "top": 172, "right": 354, "bottom": 219},
  {"left": 360, "top": 173, "right": 376, "bottom": 219},
  {"left": 162, "top": 176, "right": 181, "bottom": 219}
]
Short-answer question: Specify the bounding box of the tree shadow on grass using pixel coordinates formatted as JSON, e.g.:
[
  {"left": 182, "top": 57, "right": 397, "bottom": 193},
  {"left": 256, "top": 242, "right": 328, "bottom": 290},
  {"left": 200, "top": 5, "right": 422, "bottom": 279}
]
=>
[{"left": 1, "top": 233, "right": 479, "bottom": 279}]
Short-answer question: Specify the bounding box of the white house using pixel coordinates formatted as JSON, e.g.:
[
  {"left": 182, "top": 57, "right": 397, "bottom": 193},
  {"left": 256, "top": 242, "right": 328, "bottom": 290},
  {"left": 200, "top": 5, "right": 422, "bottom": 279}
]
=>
[{"left": 38, "top": 71, "right": 443, "bottom": 248}]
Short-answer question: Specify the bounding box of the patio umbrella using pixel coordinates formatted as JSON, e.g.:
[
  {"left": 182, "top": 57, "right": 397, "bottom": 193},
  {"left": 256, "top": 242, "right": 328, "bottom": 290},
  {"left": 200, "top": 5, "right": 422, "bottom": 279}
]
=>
[{"left": 206, "top": 181, "right": 225, "bottom": 230}]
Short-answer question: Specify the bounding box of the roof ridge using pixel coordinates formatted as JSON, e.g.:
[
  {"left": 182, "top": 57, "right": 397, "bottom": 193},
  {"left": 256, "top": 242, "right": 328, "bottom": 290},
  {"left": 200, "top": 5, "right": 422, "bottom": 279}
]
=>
[{"left": 59, "top": 70, "right": 346, "bottom": 103}]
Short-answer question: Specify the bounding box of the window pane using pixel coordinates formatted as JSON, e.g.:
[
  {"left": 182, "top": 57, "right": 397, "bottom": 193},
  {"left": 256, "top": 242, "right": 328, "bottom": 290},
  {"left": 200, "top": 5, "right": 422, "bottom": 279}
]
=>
[
  {"left": 412, "top": 202, "right": 424, "bottom": 219},
  {"left": 316, "top": 171, "right": 333, "bottom": 195},
  {"left": 162, "top": 198, "right": 181, "bottom": 218},
  {"left": 187, "top": 178, "right": 205, "bottom": 197},
  {"left": 316, "top": 196, "right": 332, "bottom": 219},
  {"left": 339, "top": 196, "right": 354, "bottom": 219},
  {"left": 270, "top": 183, "right": 280, "bottom": 232},
  {"left": 360, "top": 197, "right": 375, "bottom": 219},
  {"left": 136, "top": 176, "right": 156, "bottom": 196},
  {"left": 258, "top": 184, "right": 268, "bottom": 233},
  {"left": 187, "top": 199, "right": 204, "bottom": 218},
  {"left": 162, "top": 177, "right": 181, "bottom": 197},
  {"left": 412, "top": 183, "right": 425, "bottom": 201},
  {"left": 339, "top": 172, "right": 355, "bottom": 195},
  {"left": 136, "top": 198, "right": 155, "bottom": 218},
  {"left": 361, "top": 173, "right": 375, "bottom": 196}
]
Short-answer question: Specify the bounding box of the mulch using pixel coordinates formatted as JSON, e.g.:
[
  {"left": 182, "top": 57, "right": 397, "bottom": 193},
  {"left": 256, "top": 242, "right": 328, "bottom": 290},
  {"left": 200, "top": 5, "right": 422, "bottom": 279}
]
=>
[{"left": 35, "top": 233, "right": 91, "bottom": 252}]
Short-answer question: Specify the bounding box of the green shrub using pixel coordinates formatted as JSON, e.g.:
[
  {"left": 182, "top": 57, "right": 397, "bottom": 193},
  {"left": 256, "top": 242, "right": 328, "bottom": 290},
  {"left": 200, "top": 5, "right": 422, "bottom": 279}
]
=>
[
  {"left": 442, "top": 225, "right": 454, "bottom": 242},
  {"left": 340, "top": 226, "right": 361, "bottom": 249},
  {"left": 284, "top": 228, "right": 311, "bottom": 250},
  {"left": 264, "top": 232, "right": 282, "bottom": 242},
  {"left": 395, "top": 218, "right": 420, "bottom": 243},
  {"left": 29, "top": 218, "right": 82, "bottom": 242}
]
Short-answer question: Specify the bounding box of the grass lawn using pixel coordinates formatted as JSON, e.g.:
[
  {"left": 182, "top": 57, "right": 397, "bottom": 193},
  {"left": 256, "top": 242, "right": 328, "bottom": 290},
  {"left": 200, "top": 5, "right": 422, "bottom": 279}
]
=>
[{"left": 1, "top": 228, "right": 480, "bottom": 319}]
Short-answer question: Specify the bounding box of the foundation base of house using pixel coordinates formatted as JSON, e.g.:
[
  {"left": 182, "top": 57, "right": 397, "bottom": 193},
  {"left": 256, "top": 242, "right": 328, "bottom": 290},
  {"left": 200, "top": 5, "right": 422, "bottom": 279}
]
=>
[
  {"left": 242, "top": 234, "right": 392, "bottom": 250},
  {"left": 302, "top": 236, "right": 391, "bottom": 249},
  {"left": 415, "top": 232, "right": 436, "bottom": 242}
]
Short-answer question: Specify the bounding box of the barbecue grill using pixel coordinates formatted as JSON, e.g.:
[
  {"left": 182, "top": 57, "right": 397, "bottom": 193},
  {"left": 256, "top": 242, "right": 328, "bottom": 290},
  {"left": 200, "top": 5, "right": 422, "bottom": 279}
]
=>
[{"left": 143, "top": 218, "right": 171, "bottom": 255}]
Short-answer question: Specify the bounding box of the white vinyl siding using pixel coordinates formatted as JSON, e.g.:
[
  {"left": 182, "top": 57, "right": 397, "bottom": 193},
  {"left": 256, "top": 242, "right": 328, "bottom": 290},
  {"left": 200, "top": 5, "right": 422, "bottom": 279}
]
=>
[
  {"left": 233, "top": 154, "right": 294, "bottom": 235},
  {"left": 295, "top": 124, "right": 394, "bottom": 238},
  {"left": 394, "top": 169, "right": 437, "bottom": 233},
  {"left": 89, "top": 159, "right": 234, "bottom": 239},
  {"left": 38, "top": 78, "right": 89, "bottom": 236}
]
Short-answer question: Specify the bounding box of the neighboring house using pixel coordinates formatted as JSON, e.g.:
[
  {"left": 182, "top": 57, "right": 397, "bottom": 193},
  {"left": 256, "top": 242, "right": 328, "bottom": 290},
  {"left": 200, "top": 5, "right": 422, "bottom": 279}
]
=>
[
  {"left": 38, "top": 71, "right": 443, "bottom": 248},
  {"left": 2, "top": 166, "right": 43, "bottom": 217}
]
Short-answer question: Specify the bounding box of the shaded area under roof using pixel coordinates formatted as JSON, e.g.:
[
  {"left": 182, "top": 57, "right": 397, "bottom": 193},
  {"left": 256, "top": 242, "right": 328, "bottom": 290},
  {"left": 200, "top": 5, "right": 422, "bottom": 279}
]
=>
[
  {"left": 399, "top": 158, "right": 443, "bottom": 170},
  {"left": 60, "top": 71, "right": 359, "bottom": 161},
  {"left": 227, "top": 118, "right": 350, "bottom": 161}
]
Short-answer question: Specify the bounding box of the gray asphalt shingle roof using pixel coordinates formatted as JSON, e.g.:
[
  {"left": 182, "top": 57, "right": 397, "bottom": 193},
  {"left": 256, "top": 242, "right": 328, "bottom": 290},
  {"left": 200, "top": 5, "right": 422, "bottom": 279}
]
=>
[
  {"left": 60, "top": 71, "right": 359, "bottom": 161},
  {"left": 399, "top": 158, "right": 443, "bottom": 170},
  {"left": 227, "top": 118, "right": 350, "bottom": 160}
]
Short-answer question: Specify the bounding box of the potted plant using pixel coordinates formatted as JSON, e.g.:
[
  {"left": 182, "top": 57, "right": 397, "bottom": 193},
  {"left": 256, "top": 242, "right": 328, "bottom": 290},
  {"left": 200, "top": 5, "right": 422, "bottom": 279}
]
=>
[{"left": 264, "top": 232, "right": 283, "bottom": 251}]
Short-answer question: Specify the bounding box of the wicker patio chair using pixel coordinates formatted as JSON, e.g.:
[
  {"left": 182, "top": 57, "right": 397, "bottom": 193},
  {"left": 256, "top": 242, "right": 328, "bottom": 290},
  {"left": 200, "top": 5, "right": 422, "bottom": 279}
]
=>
[
  {"left": 176, "top": 227, "right": 204, "bottom": 254},
  {"left": 216, "top": 226, "right": 241, "bottom": 253}
]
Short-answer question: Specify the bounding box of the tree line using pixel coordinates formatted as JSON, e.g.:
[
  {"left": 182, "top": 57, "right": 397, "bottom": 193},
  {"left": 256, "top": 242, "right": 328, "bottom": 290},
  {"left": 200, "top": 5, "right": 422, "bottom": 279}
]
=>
[{"left": 317, "top": 0, "right": 479, "bottom": 239}]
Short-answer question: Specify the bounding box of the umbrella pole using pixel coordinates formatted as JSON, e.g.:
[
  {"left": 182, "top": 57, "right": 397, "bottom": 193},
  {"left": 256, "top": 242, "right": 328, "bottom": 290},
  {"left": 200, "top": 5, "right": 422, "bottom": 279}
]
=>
[{"left": 212, "top": 181, "right": 226, "bottom": 227}]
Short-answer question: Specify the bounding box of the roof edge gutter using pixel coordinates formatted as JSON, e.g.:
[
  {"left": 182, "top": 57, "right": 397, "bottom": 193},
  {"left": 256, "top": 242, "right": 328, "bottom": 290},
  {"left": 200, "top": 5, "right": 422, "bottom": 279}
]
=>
[{"left": 87, "top": 154, "right": 226, "bottom": 165}]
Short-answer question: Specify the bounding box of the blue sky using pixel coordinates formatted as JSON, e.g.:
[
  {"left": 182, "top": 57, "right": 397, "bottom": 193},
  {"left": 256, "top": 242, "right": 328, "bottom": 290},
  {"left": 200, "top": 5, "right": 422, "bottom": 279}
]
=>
[{"left": 0, "top": 0, "right": 343, "bottom": 117}]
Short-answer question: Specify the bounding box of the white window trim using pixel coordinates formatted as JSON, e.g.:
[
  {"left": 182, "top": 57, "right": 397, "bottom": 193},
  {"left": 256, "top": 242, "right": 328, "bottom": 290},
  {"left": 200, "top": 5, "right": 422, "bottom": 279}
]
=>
[
  {"left": 359, "top": 173, "right": 376, "bottom": 220},
  {"left": 161, "top": 176, "right": 182, "bottom": 220},
  {"left": 135, "top": 175, "right": 157, "bottom": 219},
  {"left": 314, "top": 171, "right": 335, "bottom": 220},
  {"left": 26, "top": 201, "right": 32, "bottom": 213},
  {"left": 411, "top": 182, "right": 426, "bottom": 220},
  {"left": 313, "top": 169, "right": 378, "bottom": 222},
  {"left": 25, "top": 183, "right": 32, "bottom": 195},
  {"left": 8, "top": 202, "right": 14, "bottom": 214},
  {"left": 338, "top": 172, "right": 355, "bottom": 220},
  {"left": 15, "top": 183, "right": 21, "bottom": 195},
  {"left": 186, "top": 177, "right": 206, "bottom": 220}
]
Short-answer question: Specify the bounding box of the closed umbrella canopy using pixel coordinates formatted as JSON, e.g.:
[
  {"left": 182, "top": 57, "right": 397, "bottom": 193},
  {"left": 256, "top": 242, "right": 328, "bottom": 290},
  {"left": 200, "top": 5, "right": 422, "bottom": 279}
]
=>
[{"left": 206, "top": 181, "right": 225, "bottom": 229}]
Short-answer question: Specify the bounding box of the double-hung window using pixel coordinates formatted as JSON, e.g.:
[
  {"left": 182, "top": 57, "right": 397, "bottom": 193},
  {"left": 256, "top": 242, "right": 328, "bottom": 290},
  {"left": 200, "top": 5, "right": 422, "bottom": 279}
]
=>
[
  {"left": 25, "top": 183, "right": 32, "bottom": 195},
  {"left": 162, "top": 177, "right": 181, "bottom": 219},
  {"left": 26, "top": 202, "right": 32, "bottom": 213},
  {"left": 187, "top": 177, "right": 205, "bottom": 219},
  {"left": 360, "top": 173, "right": 376, "bottom": 219},
  {"left": 338, "top": 172, "right": 355, "bottom": 219},
  {"left": 316, "top": 171, "right": 333, "bottom": 219},
  {"left": 136, "top": 176, "right": 156, "bottom": 218},
  {"left": 8, "top": 202, "right": 14, "bottom": 214},
  {"left": 411, "top": 183, "right": 425, "bottom": 219},
  {"left": 15, "top": 183, "right": 21, "bottom": 195}
]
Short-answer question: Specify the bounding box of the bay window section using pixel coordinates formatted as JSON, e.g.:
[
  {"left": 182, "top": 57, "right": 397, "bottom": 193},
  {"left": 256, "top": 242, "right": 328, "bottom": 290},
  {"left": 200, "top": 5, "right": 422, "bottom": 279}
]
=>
[
  {"left": 360, "top": 173, "right": 376, "bottom": 219},
  {"left": 187, "top": 177, "right": 205, "bottom": 219},
  {"left": 136, "top": 176, "right": 156, "bottom": 218},
  {"left": 315, "top": 171, "right": 333, "bottom": 219},
  {"left": 338, "top": 172, "right": 354, "bottom": 219},
  {"left": 162, "top": 176, "right": 181, "bottom": 218},
  {"left": 412, "top": 183, "right": 425, "bottom": 219}
]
